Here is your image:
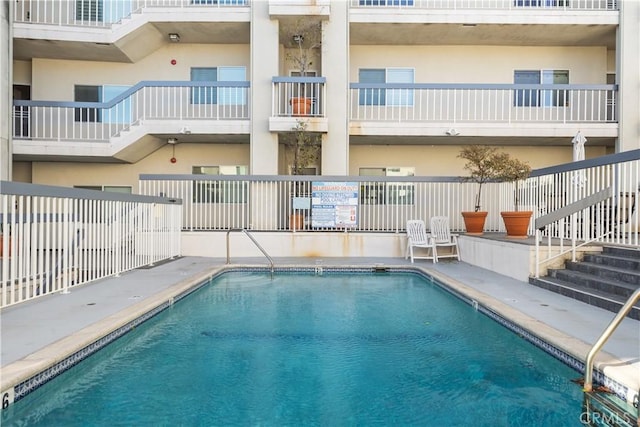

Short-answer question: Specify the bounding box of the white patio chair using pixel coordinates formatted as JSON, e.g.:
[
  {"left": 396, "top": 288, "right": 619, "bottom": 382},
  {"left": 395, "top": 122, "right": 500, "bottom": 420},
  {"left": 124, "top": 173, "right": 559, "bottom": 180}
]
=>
[
  {"left": 429, "top": 216, "right": 461, "bottom": 263},
  {"left": 405, "top": 219, "right": 435, "bottom": 263}
]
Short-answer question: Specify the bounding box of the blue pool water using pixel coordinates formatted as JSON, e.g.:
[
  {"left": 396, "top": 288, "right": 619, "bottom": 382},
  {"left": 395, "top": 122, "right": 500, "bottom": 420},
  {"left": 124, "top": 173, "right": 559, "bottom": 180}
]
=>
[{"left": 3, "top": 272, "right": 585, "bottom": 426}]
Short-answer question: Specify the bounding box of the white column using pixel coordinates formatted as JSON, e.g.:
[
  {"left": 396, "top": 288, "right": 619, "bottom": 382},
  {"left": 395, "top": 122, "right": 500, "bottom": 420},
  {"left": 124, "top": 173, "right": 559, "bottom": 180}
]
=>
[
  {"left": 617, "top": 0, "right": 640, "bottom": 152},
  {"left": 321, "top": 0, "right": 349, "bottom": 175},
  {"left": 0, "top": 0, "right": 13, "bottom": 180},
  {"left": 250, "top": 1, "right": 279, "bottom": 175}
]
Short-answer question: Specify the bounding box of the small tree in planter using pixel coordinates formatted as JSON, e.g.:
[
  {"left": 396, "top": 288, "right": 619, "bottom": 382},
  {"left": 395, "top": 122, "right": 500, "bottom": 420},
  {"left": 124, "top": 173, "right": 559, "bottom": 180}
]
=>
[
  {"left": 284, "top": 18, "right": 322, "bottom": 116},
  {"left": 457, "top": 145, "right": 502, "bottom": 234},
  {"left": 282, "top": 120, "right": 321, "bottom": 230},
  {"left": 494, "top": 153, "right": 532, "bottom": 238},
  {"left": 283, "top": 120, "right": 321, "bottom": 176}
]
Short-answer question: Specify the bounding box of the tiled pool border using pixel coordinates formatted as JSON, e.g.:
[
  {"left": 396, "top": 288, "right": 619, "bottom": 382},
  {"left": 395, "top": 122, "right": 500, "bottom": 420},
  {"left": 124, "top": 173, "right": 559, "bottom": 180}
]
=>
[{"left": 6, "top": 265, "right": 631, "bottom": 408}]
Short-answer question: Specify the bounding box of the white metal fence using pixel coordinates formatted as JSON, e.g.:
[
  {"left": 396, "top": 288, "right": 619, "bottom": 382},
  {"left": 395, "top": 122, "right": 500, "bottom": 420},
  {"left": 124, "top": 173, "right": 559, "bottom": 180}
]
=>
[
  {"left": 349, "top": 84, "right": 617, "bottom": 123},
  {"left": 13, "top": 81, "right": 250, "bottom": 142},
  {"left": 0, "top": 182, "right": 182, "bottom": 308},
  {"left": 139, "top": 174, "right": 515, "bottom": 232},
  {"left": 349, "top": 0, "right": 617, "bottom": 10},
  {"left": 139, "top": 149, "right": 640, "bottom": 250},
  {"left": 14, "top": 0, "right": 250, "bottom": 27}
]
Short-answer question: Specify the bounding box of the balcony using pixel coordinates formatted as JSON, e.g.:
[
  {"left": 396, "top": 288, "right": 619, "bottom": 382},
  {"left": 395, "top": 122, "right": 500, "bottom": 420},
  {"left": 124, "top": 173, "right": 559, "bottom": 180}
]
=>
[
  {"left": 13, "top": 81, "right": 251, "bottom": 162},
  {"left": 349, "top": 0, "right": 618, "bottom": 48},
  {"left": 349, "top": 0, "right": 617, "bottom": 10},
  {"left": 349, "top": 83, "right": 618, "bottom": 139},
  {"left": 13, "top": 0, "right": 251, "bottom": 62},
  {"left": 269, "top": 77, "right": 328, "bottom": 133}
]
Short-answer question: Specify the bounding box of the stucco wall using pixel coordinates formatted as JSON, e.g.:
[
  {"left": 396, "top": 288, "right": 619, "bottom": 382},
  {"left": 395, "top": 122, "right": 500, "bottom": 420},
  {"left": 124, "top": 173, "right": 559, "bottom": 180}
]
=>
[
  {"left": 31, "top": 44, "right": 250, "bottom": 100},
  {"left": 349, "top": 144, "right": 608, "bottom": 176},
  {"left": 32, "top": 144, "right": 250, "bottom": 189}
]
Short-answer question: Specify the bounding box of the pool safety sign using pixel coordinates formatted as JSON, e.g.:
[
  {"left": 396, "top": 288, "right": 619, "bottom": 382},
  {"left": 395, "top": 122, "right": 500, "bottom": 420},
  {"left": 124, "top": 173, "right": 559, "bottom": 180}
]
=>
[{"left": 311, "top": 182, "right": 359, "bottom": 228}]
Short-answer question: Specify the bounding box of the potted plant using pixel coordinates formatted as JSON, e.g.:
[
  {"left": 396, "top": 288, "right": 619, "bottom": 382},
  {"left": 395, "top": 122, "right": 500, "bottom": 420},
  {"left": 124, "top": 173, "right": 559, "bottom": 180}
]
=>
[
  {"left": 494, "top": 153, "right": 533, "bottom": 238},
  {"left": 284, "top": 18, "right": 322, "bottom": 116},
  {"left": 457, "top": 145, "right": 502, "bottom": 234},
  {"left": 282, "top": 120, "right": 321, "bottom": 230}
]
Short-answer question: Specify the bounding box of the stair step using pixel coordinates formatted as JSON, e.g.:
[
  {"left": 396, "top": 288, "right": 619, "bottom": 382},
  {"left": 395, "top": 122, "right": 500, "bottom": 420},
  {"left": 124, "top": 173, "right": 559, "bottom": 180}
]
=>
[
  {"left": 528, "top": 276, "right": 640, "bottom": 320},
  {"left": 549, "top": 268, "right": 639, "bottom": 299},
  {"left": 567, "top": 261, "right": 640, "bottom": 287},
  {"left": 602, "top": 245, "right": 640, "bottom": 259},
  {"left": 584, "top": 253, "right": 640, "bottom": 271}
]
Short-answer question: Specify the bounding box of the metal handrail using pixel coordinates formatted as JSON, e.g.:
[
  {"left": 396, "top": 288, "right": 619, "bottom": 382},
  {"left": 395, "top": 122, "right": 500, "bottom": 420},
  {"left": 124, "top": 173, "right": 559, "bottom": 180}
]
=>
[
  {"left": 226, "top": 228, "right": 274, "bottom": 275},
  {"left": 583, "top": 287, "right": 640, "bottom": 392},
  {"left": 534, "top": 187, "right": 614, "bottom": 278}
]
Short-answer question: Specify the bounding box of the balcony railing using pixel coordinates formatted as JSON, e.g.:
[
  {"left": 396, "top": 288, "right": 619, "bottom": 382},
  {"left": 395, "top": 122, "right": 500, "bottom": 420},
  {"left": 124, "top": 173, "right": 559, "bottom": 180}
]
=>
[
  {"left": 13, "top": 81, "right": 250, "bottom": 142},
  {"left": 14, "top": 0, "right": 250, "bottom": 27},
  {"left": 272, "top": 77, "right": 327, "bottom": 118},
  {"left": 349, "top": 83, "right": 617, "bottom": 124},
  {"left": 349, "top": 0, "right": 617, "bottom": 10},
  {"left": 0, "top": 182, "right": 182, "bottom": 308}
]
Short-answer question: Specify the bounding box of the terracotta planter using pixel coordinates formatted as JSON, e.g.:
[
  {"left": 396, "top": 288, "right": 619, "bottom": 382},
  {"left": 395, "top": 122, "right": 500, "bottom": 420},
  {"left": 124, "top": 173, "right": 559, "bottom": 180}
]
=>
[
  {"left": 290, "top": 97, "right": 312, "bottom": 117},
  {"left": 289, "top": 213, "right": 305, "bottom": 231},
  {"left": 501, "top": 211, "right": 533, "bottom": 239},
  {"left": 461, "top": 211, "right": 488, "bottom": 235}
]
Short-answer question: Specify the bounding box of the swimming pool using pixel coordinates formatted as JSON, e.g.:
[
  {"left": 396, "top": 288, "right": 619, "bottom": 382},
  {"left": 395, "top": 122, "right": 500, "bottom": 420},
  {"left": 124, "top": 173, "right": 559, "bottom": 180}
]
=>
[{"left": 2, "top": 271, "right": 586, "bottom": 426}]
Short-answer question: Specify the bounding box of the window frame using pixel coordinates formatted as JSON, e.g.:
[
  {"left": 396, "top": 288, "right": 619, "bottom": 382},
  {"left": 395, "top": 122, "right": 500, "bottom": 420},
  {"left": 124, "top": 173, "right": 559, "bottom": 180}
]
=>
[
  {"left": 358, "top": 68, "right": 415, "bottom": 107},
  {"left": 74, "top": 85, "right": 101, "bottom": 122},
  {"left": 513, "top": 69, "right": 569, "bottom": 108},
  {"left": 190, "top": 66, "right": 247, "bottom": 106}
]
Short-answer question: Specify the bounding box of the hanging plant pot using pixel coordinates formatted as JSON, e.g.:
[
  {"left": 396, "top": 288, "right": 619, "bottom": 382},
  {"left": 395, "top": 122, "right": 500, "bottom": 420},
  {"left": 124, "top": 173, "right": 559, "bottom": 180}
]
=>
[
  {"left": 501, "top": 211, "right": 533, "bottom": 239},
  {"left": 461, "top": 211, "right": 488, "bottom": 235},
  {"left": 290, "top": 97, "right": 312, "bottom": 117}
]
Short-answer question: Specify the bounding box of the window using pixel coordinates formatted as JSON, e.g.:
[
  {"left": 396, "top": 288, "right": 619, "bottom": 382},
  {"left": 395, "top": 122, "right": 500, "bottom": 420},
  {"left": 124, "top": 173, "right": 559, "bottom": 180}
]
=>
[
  {"left": 514, "top": 0, "right": 567, "bottom": 6},
  {"left": 359, "top": 167, "right": 415, "bottom": 205},
  {"left": 514, "top": 70, "right": 568, "bottom": 107},
  {"left": 74, "top": 85, "right": 101, "bottom": 122},
  {"left": 192, "top": 165, "right": 248, "bottom": 203},
  {"left": 190, "top": 67, "right": 247, "bottom": 105},
  {"left": 359, "top": 69, "right": 385, "bottom": 106},
  {"left": 102, "top": 85, "right": 131, "bottom": 124},
  {"left": 192, "top": 0, "right": 248, "bottom": 4},
  {"left": 358, "top": 68, "right": 414, "bottom": 106},
  {"left": 74, "top": 85, "right": 132, "bottom": 123},
  {"left": 359, "top": 0, "right": 414, "bottom": 5},
  {"left": 76, "top": 0, "right": 103, "bottom": 22}
]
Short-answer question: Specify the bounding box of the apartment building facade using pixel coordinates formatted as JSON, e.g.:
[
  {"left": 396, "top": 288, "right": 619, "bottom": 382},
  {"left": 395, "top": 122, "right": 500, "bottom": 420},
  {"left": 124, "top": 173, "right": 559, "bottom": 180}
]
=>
[{"left": 2, "top": 0, "right": 639, "bottom": 191}]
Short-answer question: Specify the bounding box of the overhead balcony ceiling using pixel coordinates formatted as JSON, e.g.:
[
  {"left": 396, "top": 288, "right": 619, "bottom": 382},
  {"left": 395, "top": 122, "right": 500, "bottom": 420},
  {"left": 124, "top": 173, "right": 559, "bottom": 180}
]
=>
[{"left": 350, "top": 22, "right": 617, "bottom": 48}]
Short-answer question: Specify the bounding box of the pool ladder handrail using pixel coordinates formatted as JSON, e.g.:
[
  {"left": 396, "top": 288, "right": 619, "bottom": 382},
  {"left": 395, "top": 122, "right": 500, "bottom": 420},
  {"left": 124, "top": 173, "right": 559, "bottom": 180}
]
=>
[
  {"left": 226, "top": 228, "right": 275, "bottom": 275},
  {"left": 583, "top": 287, "right": 640, "bottom": 394}
]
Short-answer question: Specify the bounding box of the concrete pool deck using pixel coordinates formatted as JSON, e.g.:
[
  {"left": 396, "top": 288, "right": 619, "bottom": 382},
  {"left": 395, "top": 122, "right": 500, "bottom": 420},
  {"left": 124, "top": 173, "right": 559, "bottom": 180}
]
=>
[{"left": 1, "top": 256, "right": 639, "bottom": 408}]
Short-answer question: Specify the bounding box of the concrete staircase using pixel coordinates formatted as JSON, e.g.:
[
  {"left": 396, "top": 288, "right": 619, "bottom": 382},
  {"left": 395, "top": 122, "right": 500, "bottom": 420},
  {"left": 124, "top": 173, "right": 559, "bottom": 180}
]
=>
[{"left": 529, "top": 246, "right": 640, "bottom": 320}]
